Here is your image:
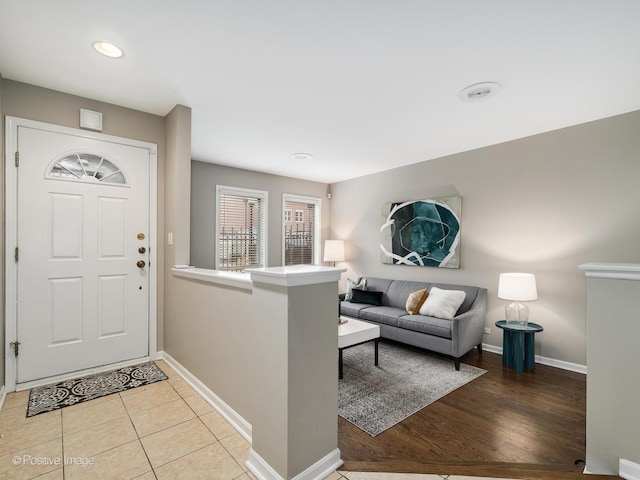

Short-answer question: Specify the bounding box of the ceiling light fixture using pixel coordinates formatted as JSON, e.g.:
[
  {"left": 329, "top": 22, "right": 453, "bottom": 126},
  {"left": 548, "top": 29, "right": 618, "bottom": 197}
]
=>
[
  {"left": 92, "top": 41, "right": 124, "bottom": 58},
  {"left": 458, "top": 82, "right": 501, "bottom": 102},
  {"left": 290, "top": 153, "right": 313, "bottom": 161}
]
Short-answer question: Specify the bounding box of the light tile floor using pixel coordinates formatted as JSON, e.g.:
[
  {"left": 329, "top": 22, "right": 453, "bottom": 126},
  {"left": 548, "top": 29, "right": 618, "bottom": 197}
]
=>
[{"left": 0, "top": 360, "right": 520, "bottom": 480}]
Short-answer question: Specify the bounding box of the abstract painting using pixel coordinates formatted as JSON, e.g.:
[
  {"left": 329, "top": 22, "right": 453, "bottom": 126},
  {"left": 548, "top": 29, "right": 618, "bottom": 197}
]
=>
[{"left": 380, "top": 196, "right": 461, "bottom": 268}]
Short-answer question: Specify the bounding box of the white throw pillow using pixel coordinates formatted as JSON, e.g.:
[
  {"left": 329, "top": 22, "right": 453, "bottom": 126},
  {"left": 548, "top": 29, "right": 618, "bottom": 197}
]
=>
[
  {"left": 345, "top": 278, "right": 367, "bottom": 301},
  {"left": 418, "top": 287, "right": 466, "bottom": 320}
]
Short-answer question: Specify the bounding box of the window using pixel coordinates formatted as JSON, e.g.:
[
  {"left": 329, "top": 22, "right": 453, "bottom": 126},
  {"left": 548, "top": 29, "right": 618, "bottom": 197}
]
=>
[
  {"left": 216, "top": 186, "right": 268, "bottom": 272},
  {"left": 284, "top": 209, "right": 292, "bottom": 222},
  {"left": 282, "top": 194, "right": 321, "bottom": 266},
  {"left": 48, "top": 152, "right": 127, "bottom": 185}
]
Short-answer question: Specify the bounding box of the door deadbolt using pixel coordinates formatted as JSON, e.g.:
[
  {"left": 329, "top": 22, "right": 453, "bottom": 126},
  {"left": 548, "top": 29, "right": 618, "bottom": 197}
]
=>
[
  {"left": 138, "top": 247, "right": 146, "bottom": 254},
  {"left": 137, "top": 260, "right": 146, "bottom": 269}
]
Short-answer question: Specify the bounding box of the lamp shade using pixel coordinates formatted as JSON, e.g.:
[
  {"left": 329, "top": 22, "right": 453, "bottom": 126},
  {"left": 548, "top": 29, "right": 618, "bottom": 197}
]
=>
[
  {"left": 498, "top": 273, "right": 538, "bottom": 301},
  {"left": 323, "top": 240, "right": 345, "bottom": 262}
]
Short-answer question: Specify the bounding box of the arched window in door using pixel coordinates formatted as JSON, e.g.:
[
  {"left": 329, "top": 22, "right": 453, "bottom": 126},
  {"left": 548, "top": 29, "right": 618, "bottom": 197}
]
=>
[{"left": 47, "top": 152, "right": 128, "bottom": 186}]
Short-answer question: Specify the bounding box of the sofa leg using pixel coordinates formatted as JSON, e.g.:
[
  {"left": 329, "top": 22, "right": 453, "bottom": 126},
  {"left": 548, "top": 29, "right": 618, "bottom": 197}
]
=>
[
  {"left": 454, "top": 358, "right": 461, "bottom": 371},
  {"left": 477, "top": 343, "right": 483, "bottom": 354}
]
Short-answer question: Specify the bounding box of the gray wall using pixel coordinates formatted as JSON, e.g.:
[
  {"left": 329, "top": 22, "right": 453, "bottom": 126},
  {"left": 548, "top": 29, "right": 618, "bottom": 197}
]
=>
[
  {"left": 190, "top": 161, "right": 330, "bottom": 269},
  {"left": 584, "top": 273, "right": 640, "bottom": 474},
  {"left": 329, "top": 110, "right": 640, "bottom": 366},
  {"left": 164, "top": 277, "right": 254, "bottom": 426},
  {"left": 0, "top": 79, "right": 167, "bottom": 375},
  {"left": 0, "top": 75, "right": 4, "bottom": 387}
]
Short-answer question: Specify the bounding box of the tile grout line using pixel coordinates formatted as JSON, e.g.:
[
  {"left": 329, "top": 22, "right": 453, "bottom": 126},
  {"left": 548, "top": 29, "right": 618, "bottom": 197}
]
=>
[
  {"left": 151, "top": 367, "right": 247, "bottom": 476},
  {"left": 128, "top": 378, "right": 222, "bottom": 476},
  {"left": 60, "top": 394, "right": 66, "bottom": 480},
  {"left": 124, "top": 390, "right": 158, "bottom": 479}
]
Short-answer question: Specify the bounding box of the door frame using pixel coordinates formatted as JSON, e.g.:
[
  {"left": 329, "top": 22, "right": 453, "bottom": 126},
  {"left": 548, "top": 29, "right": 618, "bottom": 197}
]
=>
[{"left": 4, "top": 116, "right": 158, "bottom": 391}]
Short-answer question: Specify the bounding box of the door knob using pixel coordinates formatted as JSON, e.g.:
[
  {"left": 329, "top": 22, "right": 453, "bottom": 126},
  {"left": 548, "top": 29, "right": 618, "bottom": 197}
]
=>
[
  {"left": 138, "top": 247, "right": 146, "bottom": 254},
  {"left": 137, "top": 260, "right": 146, "bottom": 269}
]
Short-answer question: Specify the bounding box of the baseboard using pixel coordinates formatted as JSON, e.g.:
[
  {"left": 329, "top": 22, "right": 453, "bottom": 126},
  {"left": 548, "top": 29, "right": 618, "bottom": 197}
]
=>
[
  {"left": 247, "top": 448, "right": 342, "bottom": 480},
  {"left": 620, "top": 459, "right": 640, "bottom": 480},
  {"left": 247, "top": 449, "right": 282, "bottom": 480},
  {"left": 481, "top": 343, "right": 587, "bottom": 374},
  {"left": 157, "top": 351, "right": 252, "bottom": 443},
  {"left": 0, "top": 385, "right": 6, "bottom": 411}
]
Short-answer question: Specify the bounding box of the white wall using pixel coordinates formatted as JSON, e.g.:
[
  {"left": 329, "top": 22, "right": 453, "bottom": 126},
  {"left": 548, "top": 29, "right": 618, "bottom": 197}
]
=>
[{"left": 329, "top": 110, "right": 640, "bottom": 366}]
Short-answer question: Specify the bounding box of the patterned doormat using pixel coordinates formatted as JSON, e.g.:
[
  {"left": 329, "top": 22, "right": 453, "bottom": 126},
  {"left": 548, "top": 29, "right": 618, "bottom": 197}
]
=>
[{"left": 27, "top": 361, "right": 168, "bottom": 417}]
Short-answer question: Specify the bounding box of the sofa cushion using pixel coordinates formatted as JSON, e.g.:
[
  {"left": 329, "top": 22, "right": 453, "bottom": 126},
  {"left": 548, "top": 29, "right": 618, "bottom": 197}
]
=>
[
  {"left": 419, "top": 287, "right": 466, "bottom": 320},
  {"left": 345, "top": 277, "right": 366, "bottom": 301},
  {"left": 359, "top": 306, "right": 406, "bottom": 327},
  {"left": 340, "top": 301, "right": 370, "bottom": 318},
  {"left": 398, "top": 314, "right": 453, "bottom": 339},
  {"left": 349, "top": 289, "right": 383, "bottom": 306},
  {"left": 358, "top": 277, "right": 394, "bottom": 305},
  {"left": 430, "top": 283, "right": 480, "bottom": 316},
  {"left": 386, "top": 280, "right": 431, "bottom": 309},
  {"left": 405, "top": 289, "right": 428, "bottom": 315}
]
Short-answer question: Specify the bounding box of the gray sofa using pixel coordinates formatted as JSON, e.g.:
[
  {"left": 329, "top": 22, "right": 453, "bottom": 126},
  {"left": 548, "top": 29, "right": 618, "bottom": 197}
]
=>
[{"left": 340, "top": 277, "right": 487, "bottom": 370}]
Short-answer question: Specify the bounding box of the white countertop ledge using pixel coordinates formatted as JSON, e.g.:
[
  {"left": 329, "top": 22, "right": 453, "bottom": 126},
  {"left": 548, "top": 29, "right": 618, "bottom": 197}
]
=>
[
  {"left": 172, "top": 267, "right": 252, "bottom": 290},
  {"left": 579, "top": 263, "right": 640, "bottom": 281},
  {"left": 247, "top": 265, "right": 347, "bottom": 287}
]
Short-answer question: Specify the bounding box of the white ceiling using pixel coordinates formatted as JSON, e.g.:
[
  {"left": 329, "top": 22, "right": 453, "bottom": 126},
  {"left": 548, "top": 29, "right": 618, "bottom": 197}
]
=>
[{"left": 1, "top": 1, "right": 640, "bottom": 183}]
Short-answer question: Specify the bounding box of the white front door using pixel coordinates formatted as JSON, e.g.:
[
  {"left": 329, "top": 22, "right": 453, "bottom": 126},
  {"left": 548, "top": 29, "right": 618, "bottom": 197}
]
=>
[{"left": 11, "top": 121, "right": 154, "bottom": 384}]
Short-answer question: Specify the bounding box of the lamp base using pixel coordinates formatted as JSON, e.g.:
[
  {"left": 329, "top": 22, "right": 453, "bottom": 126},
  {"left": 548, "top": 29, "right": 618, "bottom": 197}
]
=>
[{"left": 505, "top": 302, "right": 529, "bottom": 327}]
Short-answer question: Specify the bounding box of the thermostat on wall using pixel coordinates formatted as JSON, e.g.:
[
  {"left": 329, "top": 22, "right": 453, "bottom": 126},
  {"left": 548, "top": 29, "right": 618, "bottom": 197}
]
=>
[{"left": 80, "top": 108, "right": 103, "bottom": 131}]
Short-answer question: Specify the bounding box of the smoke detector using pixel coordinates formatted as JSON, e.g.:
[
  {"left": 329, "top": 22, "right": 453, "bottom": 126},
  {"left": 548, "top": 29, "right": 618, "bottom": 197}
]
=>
[
  {"left": 458, "top": 82, "right": 502, "bottom": 102},
  {"left": 290, "top": 153, "right": 313, "bottom": 161}
]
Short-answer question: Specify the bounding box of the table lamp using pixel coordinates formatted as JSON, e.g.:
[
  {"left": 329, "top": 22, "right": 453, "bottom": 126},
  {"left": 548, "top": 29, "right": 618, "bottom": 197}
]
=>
[
  {"left": 498, "top": 273, "right": 537, "bottom": 326},
  {"left": 324, "top": 240, "right": 345, "bottom": 267}
]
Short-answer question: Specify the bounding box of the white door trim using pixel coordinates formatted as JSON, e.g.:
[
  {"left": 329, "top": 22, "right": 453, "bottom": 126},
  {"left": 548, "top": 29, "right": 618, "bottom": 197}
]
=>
[{"left": 4, "top": 116, "right": 158, "bottom": 392}]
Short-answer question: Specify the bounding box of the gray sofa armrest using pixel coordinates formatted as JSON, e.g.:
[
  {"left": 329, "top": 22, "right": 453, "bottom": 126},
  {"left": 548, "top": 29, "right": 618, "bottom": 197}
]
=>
[{"left": 450, "top": 288, "right": 487, "bottom": 357}]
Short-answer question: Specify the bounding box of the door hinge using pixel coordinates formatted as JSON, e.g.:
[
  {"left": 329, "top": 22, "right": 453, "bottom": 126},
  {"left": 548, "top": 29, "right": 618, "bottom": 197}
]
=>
[
  {"left": 10, "top": 341, "right": 21, "bottom": 357},
  {"left": 14, "top": 246, "right": 19, "bottom": 262},
  {"left": 15, "top": 151, "right": 19, "bottom": 167}
]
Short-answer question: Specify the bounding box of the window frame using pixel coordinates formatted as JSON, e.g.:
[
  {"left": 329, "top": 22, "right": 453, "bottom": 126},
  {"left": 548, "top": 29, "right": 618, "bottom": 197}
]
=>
[
  {"left": 215, "top": 185, "right": 268, "bottom": 271},
  {"left": 282, "top": 193, "right": 321, "bottom": 266}
]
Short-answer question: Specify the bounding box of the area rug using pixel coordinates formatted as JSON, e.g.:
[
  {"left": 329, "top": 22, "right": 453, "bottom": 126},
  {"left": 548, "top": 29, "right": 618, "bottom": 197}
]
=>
[
  {"left": 27, "top": 361, "right": 167, "bottom": 417},
  {"left": 338, "top": 342, "right": 486, "bottom": 436}
]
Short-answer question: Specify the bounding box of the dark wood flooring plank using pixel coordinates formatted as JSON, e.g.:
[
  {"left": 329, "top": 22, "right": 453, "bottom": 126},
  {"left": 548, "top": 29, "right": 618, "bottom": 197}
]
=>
[{"left": 338, "top": 345, "right": 620, "bottom": 479}]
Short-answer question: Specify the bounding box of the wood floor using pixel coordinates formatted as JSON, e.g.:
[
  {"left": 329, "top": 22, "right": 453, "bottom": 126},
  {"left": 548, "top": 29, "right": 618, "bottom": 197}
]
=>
[{"left": 338, "top": 341, "right": 620, "bottom": 480}]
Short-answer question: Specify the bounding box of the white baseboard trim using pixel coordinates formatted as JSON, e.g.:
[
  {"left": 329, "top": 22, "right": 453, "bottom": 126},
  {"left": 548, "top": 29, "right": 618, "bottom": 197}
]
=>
[
  {"left": 620, "top": 458, "right": 640, "bottom": 480},
  {"left": 0, "top": 385, "right": 6, "bottom": 411},
  {"left": 157, "top": 351, "right": 252, "bottom": 443},
  {"left": 247, "top": 448, "right": 342, "bottom": 480},
  {"left": 481, "top": 343, "right": 587, "bottom": 374},
  {"left": 291, "top": 448, "right": 342, "bottom": 480},
  {"left": 246, "top": 449, "right": 282, "bottom": 480}
]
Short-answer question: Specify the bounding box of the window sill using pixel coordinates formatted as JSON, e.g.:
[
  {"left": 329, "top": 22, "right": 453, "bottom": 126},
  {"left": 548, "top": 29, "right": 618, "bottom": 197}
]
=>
[{"left": 171, "top": 267, "right": 252, "bottom": 291}]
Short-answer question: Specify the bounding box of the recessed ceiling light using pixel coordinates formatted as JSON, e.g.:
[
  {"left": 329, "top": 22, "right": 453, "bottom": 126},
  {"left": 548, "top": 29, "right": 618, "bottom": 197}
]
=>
[
  {"left": 93, "top": 41, "right": 124, "bottom": 58},
  {"left": 458, "top": 82, "right": 501, "bottom": 102},
  {"left": 290, "top": 153, "right": 313, "bottom": 161}
]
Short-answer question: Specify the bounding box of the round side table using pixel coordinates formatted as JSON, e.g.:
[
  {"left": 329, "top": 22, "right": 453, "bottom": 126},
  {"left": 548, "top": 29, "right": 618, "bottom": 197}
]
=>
[{"left": 495, "top": 320, "right": 543, "bottom": 373}]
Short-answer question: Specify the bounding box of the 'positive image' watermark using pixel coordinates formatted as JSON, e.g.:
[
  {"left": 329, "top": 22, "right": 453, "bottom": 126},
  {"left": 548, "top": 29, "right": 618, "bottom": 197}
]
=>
[{"left": 12, "top": 455, "right": 95, "bottom": 468}]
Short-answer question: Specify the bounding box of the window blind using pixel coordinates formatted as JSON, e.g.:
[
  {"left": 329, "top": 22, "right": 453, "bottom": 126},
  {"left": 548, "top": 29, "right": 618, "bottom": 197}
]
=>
[
  {"left": 216, "top": 186, "right": 267, "bottom": 272},
  {"left": 283, "top": 198, "right": 317, "bottom": 266}
]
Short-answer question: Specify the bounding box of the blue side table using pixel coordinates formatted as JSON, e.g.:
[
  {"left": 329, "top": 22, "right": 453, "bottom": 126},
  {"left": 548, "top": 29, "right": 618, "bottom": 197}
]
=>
[{"left": 495, "top": 320, "right": 543, "bottom": 373}]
